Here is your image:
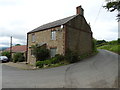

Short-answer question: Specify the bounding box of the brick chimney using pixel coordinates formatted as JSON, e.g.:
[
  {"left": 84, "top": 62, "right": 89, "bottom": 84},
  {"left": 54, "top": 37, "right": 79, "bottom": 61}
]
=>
[{"left": 76, "top": 5, "right": 84, "bottom": 16}]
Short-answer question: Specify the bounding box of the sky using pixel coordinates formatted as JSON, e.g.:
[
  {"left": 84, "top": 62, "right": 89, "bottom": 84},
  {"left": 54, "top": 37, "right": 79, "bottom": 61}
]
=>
[{"left": 0, "top": 0, "right": 118, "bottom": 47}]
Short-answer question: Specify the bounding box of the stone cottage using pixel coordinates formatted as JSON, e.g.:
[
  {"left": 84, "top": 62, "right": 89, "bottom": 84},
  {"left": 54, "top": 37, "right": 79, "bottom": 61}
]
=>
[
  {"left": 27, "top": 6, "right": 93, "bottom": 65},
  {"left": 5, "top": 45, "right": 27, "bottom": 60}
]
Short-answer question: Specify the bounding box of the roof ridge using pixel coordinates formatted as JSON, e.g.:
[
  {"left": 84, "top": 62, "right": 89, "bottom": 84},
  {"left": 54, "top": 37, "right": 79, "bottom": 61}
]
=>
[{"left": 28, "top": 14, "right": 78, "bottom": 34}]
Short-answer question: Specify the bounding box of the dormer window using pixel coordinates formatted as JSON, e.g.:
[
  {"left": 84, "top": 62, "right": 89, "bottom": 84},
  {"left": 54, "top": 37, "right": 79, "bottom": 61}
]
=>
[
  {"left": 51, "top": 31, "right": 56, "bottom": 40},
  {"left": 32, "top": 34, "right": 35, "bottom": 42}
]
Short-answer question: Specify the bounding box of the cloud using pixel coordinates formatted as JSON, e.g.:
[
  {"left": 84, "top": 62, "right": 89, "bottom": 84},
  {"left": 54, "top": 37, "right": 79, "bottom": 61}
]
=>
[
  {"left": 0, "top": 27, "right": 27, "bottom": 40},
  {"left": 0, "top": 0, "right": 118, "bottom": 47},
  {"left": 0, "top": 0, "right": 22, "bottom": 6},
  {"left": 0, "top": 36, "right": 26, "bottom": 47}
]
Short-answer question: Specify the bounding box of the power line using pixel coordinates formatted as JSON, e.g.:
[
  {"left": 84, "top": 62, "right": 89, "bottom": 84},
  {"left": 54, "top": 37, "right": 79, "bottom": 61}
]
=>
[{"left": 93, "top": 0, "right": 105, "bottom": 28}]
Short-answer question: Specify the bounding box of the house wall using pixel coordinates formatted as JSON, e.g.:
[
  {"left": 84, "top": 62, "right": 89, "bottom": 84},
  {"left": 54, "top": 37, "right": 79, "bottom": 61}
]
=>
[
  {"left": 65, "top": 15, "right": 93, "bottom": 55},
  {"left": 27, "top": 26, "right": 65, "bottom": 65}
]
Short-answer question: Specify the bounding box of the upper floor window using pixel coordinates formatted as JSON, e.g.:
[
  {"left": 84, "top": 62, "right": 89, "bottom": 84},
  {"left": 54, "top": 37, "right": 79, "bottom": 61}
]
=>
[
  {"left": 32, "top": 34, "right": 35, "bottom": 42},
  {"left": 51, "top": 31, "right": 56, "bottom": 40}
]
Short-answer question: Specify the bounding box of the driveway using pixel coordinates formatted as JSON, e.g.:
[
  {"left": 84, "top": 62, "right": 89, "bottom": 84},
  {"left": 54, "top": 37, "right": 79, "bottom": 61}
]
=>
[{"left": 2, "top": 49, "right": 118, "bottom": 88}]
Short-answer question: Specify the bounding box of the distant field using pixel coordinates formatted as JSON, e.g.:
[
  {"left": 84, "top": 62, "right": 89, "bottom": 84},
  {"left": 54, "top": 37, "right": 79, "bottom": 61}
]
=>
[{"left": 98, "top": 45, "right": 120, "bottom": 55}]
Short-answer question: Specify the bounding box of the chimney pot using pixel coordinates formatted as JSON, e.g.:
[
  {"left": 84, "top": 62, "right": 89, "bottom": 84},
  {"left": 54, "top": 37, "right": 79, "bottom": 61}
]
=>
[{"left": 76, "top": 5, "right": 84, "bottom": 15}]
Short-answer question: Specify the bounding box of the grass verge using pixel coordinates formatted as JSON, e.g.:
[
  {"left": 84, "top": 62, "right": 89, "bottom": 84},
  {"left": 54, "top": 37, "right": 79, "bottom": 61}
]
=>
[
  {"left": 98, "top": 45, "right": 120, "bottom": 55},
  {"left": 36, "top": 51, "right": 98, "bottom": 69}
]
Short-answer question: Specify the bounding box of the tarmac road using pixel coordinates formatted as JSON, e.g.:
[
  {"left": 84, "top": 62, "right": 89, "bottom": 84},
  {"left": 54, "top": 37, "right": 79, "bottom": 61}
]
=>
[{"left": 2, "top": 49, "right": 118, "bottom": 88}]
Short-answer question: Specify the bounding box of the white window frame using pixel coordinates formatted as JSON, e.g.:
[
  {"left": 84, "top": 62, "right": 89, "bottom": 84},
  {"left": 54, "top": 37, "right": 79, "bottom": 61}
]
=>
[{"left": 51, "top": 31, "right": 56, "bottom": 40}]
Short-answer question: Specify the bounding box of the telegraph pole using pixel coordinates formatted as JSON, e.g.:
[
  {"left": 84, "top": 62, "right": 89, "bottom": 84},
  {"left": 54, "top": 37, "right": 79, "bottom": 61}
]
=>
[{"left": 10, "top": 36, "right": 12, "bottom": 62}]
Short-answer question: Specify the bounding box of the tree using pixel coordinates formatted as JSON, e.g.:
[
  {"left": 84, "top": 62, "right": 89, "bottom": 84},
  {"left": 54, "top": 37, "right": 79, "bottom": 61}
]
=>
[
  {"left": 96, "top": 40, "right": 107, "bottom": 45},
  {"left": 104, "top": 0, "right": 120, "bottom": 11},
  {"left": 31, "top": 44, "right": 50, "bottom": 61},
  {"left": 118, "top": 38, "right": 120, "bottom": 44},
  {"left": 104, "top": 0, "right": 120, "bottom": 21},
  {"left": 13, "top": 53, "right": 25, "bottom": 63},
  {"left": 1, "top": 51, "right": 10, "bottom": 59},
  {"left": 15, "top": 44, "right": 21, "bottom": 46}
]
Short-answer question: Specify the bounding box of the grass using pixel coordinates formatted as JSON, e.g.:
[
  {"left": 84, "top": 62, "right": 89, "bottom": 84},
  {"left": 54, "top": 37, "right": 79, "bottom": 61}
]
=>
[
  {"left": 98, "top": 44, "right": 120, "bottom": 55},
  {"left": 42, "top": 60, "right": 69, "bottom": 69},
  {"left": 36, "top": 51, "right": 98, "bottom": 69}
]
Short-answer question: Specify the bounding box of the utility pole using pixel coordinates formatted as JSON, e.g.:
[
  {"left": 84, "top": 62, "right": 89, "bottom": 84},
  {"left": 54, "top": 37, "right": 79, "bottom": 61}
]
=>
[{"left": 10, "top": 36, "right": 12, "bottom": 62}]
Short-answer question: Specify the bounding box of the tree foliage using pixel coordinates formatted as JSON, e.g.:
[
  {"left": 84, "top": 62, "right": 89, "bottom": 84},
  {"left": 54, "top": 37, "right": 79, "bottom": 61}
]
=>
[
  {"left": 15, "top": 44, "right": 21, "bottom": 46},
  {"left": 1, "top": 51, "right": 10, "bottom": 59},
  {"left": 13, "top": 52, "right": 25, "bottom": 63},
  {"left": 104, "top": 0, "right": 120, "bottom": 11},
  {"left": 31, "top": 44, "right": 50, "bottom": 61},
  {"left": 92, "top": 39, "right": 97, "bottom": 52},
  {"left": 104, "top": 0, "right": 120, "bottom": 21}
]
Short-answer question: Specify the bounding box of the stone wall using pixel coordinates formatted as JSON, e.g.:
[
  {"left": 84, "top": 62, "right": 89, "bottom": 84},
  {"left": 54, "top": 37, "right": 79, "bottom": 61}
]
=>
[
  {"left": 65, "top": 15, "right": 93, "bottom": 55},
  {"left": 27, "top": 26, "right": 65, "bottom": 65}
]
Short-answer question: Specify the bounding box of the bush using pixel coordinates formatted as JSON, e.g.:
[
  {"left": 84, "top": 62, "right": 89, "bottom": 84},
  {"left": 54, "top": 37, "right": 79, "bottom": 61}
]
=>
[
  {"left": 1, "top": 51, "right": 10, "bottom": 60},
  {"left": 55, "top": 54, "right": 64, "bottom": 61},
  {"left": 92, "top": 39, "right": 97, "bottom": 52},
  {"left": 43, "top": 59, "right": 51, "bottom": 65},
  {"left": 65, "top": 49, "right": 79, "bottom": 63},
  {"left": 18, "top": 55, "right": 25, "bottom": 62},
  {"left": 118, "top": 38, "right": 120, "bottom": 44},
  {"left": 36, "top": 61, "right": 44, "bottom": 68},
  {"left": 13, "top": 53, "right": 25, "bottom": 63},
  {"left": 108, "top": 40, "right": 118, "bottom": 45},
  {"left": 31, "top": 44, "right": 50, "bottom": 61},
  {"left": 50, "top": 57, "right": 59, "bottom": 64},
  {"left": 35, "top": 54, "right": 65, "bottom": 68}
]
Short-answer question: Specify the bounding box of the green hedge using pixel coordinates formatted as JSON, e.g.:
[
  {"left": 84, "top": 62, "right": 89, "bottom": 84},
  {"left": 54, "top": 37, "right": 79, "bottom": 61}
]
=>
[
  {"left": 36, "top": 54, "right": 64, "bottom": 68},
  {"left": 13, "top": 53, "right": 25, "bottom": 63}
]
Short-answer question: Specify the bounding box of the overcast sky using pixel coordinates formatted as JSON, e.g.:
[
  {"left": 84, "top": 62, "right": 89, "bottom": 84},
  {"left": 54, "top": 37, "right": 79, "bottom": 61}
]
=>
[{"left": 0, "top": 0, "right": 118, "bottom": 47}]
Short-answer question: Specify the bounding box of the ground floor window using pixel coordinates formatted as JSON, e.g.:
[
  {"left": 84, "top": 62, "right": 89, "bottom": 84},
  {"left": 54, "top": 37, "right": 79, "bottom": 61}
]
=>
[
  {"left": 31, "top": 49, "right": 34, "bottom": 56},
  {"left": 50, "top": 48, "right": 57, "bottom": 57}
]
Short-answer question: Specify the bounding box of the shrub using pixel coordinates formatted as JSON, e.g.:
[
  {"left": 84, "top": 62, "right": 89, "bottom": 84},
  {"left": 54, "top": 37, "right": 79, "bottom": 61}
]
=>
[
  {"left": 31, "top": 44, "right": 50, "bottom": 61},
  {"left": 36, "top": 61, "right": 44, "bottom": 68},
  {"left": 35, "top": 54, "right": 65, "bottom": 68},
  {"left": 18, "top": 54, "right": 25, "bottom": 62},
  {"left": 65, "top": 49, "right": 79, "bottom": 63},
  {"left": 96, "top": 40, "right": 107, "bottom": 46},
  {"left": 13, "top": 53, "right": 25, "bottom": 63},
  {"left": 108, "top": 40, "right": 118, "bottom": 45},
  {"left": 92, "top": 39, "right": 97, "bottom": 52},
  {"left": 43, "top": 60, "right": 51, "bottom": 65},
  {"left": 118, "top": 38, "right": 120, "bottom": 44},
  {"left": 55, "top": 54, "right": 65, "bottom": 61},
  {"left": 50, "top": 57, "right": 59, "bottom": 64}
]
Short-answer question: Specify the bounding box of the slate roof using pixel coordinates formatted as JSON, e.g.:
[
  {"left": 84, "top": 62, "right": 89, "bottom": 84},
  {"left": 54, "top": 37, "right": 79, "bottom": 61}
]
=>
[
  {"left": 5, "top": 45, "right": 27, "bottom": 53},
  {"left": 28, "top": 15, "right": 78, "bottom": 33}
]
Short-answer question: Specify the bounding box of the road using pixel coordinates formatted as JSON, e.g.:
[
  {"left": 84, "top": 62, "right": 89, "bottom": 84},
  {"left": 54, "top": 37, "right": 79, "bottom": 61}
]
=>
[{"left": 2, "top": 49, "right": 118, "bottom": 88}]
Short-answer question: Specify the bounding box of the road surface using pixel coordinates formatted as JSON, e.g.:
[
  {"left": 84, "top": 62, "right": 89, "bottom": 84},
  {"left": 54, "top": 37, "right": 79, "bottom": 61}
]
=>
[{"left": 2, "top": 49, "right": 118, "bottom": 88}]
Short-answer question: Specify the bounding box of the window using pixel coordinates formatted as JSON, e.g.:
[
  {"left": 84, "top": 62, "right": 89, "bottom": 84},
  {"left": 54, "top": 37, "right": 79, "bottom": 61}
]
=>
[
  {"left": 31, "top": 49, "right": 34, "bottom": 56},
  {"left": 50, "top": 48, "right": 57, "bottom": 57},
  {"left": 32, "top": 34, "right": 35, "bottom": 42},
  {"left": 51, "top": 31, "right": 56, "bottom": 40}
]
